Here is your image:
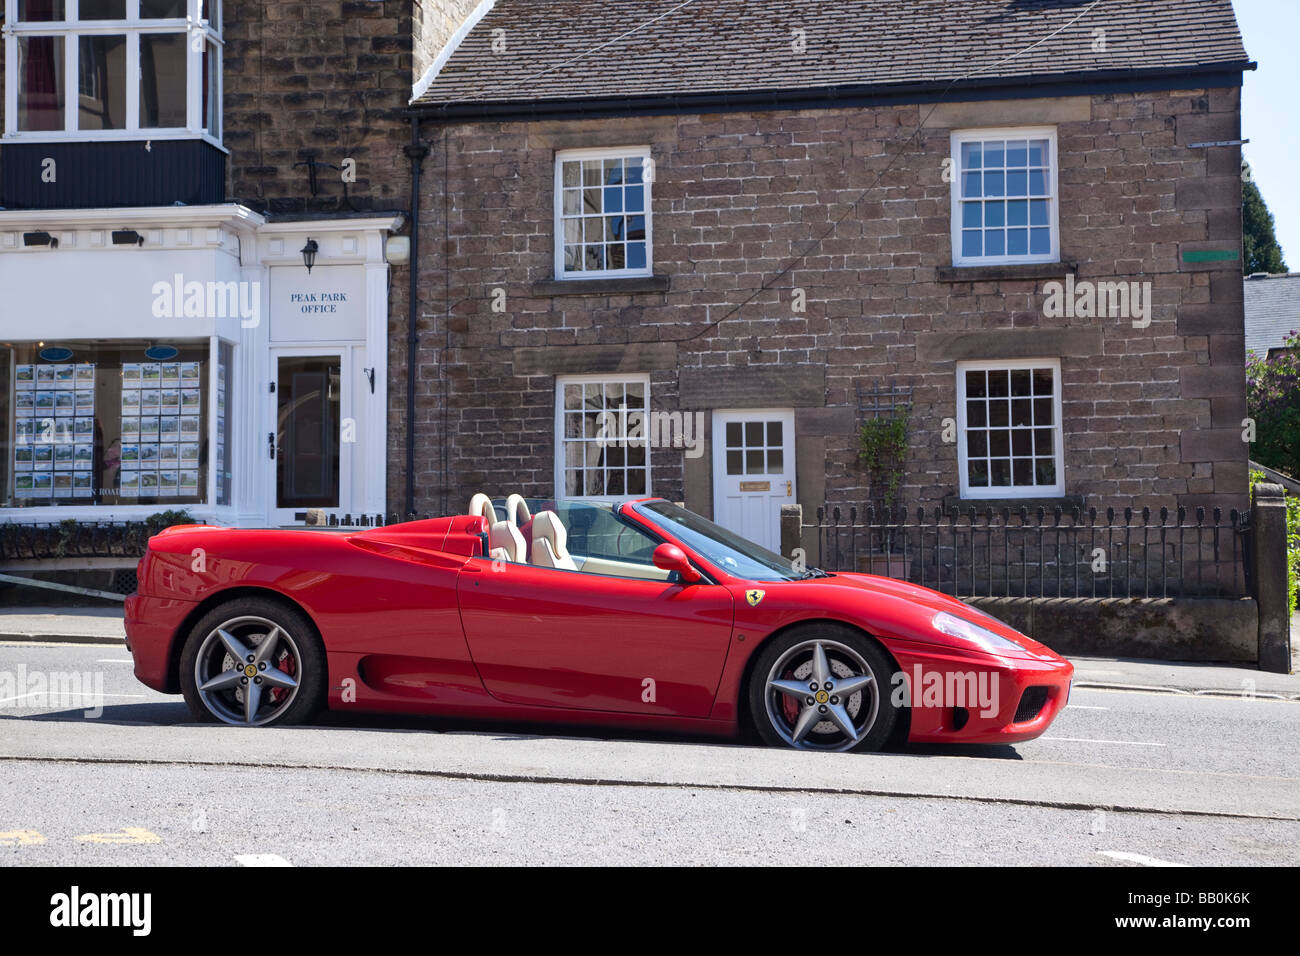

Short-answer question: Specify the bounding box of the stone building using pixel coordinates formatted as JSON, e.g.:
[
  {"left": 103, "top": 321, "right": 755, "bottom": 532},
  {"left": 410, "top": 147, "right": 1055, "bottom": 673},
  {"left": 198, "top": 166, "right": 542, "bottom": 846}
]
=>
[{"left": 404, "top": 0, "right": 1254, "bottom": 550}]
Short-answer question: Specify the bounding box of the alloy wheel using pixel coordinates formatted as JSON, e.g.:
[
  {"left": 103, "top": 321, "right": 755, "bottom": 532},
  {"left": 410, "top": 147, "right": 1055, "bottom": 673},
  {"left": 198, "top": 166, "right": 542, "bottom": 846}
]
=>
[
  {"left": 763, "top": 639, "right": 880, "bottom": 752},
  {"left": 193, "top": 615, "right": 302, "bottom": 726}
]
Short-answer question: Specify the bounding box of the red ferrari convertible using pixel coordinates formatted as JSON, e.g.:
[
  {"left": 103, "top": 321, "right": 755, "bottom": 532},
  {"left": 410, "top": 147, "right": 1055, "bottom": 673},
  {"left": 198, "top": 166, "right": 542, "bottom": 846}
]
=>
[{"left": 125, "top": 496, "right": 1073, "bottom": 752}]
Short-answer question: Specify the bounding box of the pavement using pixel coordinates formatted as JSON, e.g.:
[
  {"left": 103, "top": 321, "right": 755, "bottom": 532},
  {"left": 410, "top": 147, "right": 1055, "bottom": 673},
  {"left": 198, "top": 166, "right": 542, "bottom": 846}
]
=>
[
  {"left": 0, "top": 607, "right": 125, "bottom": 645},
  {"left": 0, "top": 606, "right": 1294, "bottom": 696}
]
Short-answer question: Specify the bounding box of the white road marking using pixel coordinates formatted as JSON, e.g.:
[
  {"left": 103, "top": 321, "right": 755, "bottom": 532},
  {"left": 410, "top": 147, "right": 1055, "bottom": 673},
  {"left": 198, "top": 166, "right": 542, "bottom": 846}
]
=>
[
  {"left": 1097, "top": 850, "right": 1186, "bottom": 867},
  {"left": 1042, "top": 736, "right": 1166, "bottom": 747},
  {"left": 235, "top": 854, "right": 293, "bottom": 867},
  {"left": 0, "top": 641, "right": 118, "bottom": 647},
  {"left": 0, "top": 691, "right": 147, "bottom": 705}
]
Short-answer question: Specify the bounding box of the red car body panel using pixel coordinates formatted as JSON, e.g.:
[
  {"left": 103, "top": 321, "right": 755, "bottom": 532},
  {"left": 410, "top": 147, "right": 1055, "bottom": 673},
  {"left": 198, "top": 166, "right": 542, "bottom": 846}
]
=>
[
  {"left": 125, "top": 500, "right": 1073, "bottom": 745},
  {"left": 457, "top": 560, "right": 735, "bottom": 716}
]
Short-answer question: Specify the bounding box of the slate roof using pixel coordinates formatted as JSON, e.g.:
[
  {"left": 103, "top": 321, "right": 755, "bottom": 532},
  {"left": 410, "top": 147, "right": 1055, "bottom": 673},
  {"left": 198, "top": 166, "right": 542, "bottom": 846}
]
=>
[
  {"left": 415, "top": 0, "right": 1250, "bottom": 111},
  {"left": 1245, "top": 273, "right": 1300, "bottom": 356}
]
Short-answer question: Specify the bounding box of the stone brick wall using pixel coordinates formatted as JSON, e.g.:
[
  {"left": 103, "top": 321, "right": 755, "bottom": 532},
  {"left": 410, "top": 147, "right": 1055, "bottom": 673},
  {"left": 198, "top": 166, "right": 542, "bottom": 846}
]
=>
[
  {"left": 405, "top": 87, "right": 1249, "bottom": 520},
  {"left": 223, "top": 0, "right": 417, "bottom": 216}
]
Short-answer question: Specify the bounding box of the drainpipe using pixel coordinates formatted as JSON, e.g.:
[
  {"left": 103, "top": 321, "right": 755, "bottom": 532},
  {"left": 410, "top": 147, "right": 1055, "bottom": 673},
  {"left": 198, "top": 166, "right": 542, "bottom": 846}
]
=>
[{"left": 404, "top": 116, "right": 430, "bottom": 517}]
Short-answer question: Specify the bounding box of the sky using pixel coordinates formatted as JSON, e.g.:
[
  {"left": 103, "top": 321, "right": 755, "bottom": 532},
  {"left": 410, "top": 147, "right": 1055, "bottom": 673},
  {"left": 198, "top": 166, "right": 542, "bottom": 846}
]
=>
[{"left": 1232, "top": 0, "right": 1300, "bottom": 270}]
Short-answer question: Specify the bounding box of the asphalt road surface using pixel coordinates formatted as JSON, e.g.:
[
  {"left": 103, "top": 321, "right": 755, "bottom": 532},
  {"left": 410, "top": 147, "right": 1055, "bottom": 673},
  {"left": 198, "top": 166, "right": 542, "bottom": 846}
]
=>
[{"left": 2, "top": 641, "right": 1297, "bottom": 866}]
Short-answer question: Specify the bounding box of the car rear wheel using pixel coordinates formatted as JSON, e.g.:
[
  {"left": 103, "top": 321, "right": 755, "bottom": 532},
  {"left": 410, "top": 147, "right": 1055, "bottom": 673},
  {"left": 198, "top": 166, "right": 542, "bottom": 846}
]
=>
[
  {"left": 748, "top": 625, "right": 899, "bottom": 753},
  {"left": 179, "top": 597, "right": 326, "bottom": 727}
]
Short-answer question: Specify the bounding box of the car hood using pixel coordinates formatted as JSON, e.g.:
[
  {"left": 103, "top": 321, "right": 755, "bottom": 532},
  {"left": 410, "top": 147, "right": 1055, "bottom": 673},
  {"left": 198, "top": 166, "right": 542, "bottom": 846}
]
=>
[{"left": 796, "top": 571, "right": 1058, "bottom": 660}]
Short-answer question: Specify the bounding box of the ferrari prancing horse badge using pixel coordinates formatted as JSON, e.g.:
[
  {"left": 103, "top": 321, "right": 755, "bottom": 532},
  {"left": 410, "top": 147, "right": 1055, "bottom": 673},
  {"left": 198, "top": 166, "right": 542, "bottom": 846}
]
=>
[{"left": 745, "top": 589, "right": 765, "bottom": 607}]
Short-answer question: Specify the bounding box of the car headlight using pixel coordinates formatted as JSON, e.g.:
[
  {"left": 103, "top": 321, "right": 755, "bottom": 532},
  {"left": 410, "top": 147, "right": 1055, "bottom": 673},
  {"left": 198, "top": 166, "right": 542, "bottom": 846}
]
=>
[{"left": 932, "top": 611, "right": 1025, "bottom": 655}]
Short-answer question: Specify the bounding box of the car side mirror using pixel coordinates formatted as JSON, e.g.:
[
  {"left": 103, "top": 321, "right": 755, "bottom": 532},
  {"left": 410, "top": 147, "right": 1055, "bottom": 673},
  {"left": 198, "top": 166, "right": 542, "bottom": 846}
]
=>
[{"left": 653, "top": 543, "right": 702, "bottom": 584}]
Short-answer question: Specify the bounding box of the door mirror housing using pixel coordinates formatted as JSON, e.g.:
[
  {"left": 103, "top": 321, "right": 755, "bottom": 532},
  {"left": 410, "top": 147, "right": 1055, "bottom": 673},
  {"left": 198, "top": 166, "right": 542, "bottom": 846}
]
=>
[{"left": 653, "top": 543, "right": 702, "bottom": 583}]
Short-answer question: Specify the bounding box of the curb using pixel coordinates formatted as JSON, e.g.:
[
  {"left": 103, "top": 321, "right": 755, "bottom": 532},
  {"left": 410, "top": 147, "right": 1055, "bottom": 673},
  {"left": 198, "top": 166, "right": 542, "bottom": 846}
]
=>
[
  {"left": 0, "top": 633, "right": 126, "bottom": 646},
  {"left": 1073, "top": 680, "right": 1300, "bottom": 702}
]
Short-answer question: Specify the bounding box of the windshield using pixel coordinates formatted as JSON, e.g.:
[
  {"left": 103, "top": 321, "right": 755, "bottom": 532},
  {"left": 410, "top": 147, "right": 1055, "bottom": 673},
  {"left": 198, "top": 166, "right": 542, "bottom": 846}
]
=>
[{"left": 632, "top": 500, "right": 798, "bottom": 582}]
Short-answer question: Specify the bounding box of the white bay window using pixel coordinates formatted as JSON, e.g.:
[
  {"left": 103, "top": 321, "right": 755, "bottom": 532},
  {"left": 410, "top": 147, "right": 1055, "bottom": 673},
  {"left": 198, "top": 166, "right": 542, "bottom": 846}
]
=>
[{"left": 4, "top": 0, "right": 222, "bottom": 142}]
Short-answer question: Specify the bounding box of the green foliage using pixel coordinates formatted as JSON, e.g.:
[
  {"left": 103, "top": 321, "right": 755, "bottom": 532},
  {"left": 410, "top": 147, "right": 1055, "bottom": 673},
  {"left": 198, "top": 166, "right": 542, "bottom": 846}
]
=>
[
  {"left": 0, "top": 510, "right": 196, "bottom": 561},
  {"left": 1242, "top": 164, "right": 1288, "bottom": 275},
  {"left": 1251, "top": 469, "right": 1299, "bottom": 613},
  {"left": 56, "top": 511, "right": 193, "bottom": 557},
  {"left": 1289, "top": 496, "right": 1300, "bottom": 614},
  {"left": 143, "top": 510, "right": 194, "bottom": 535},
  {"left": 54, "top": 519, "right": 80, "bottom": 558},
  {"left": 1246, "top": 330, "right": 1300, "bottom": 478},
  {"left": 858, "top": 409, "right": 909, "bottom": 509}
]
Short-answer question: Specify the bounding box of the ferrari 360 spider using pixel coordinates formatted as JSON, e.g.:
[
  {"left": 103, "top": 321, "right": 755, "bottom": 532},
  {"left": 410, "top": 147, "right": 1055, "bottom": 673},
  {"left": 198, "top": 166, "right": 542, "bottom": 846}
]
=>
[{"left": 125, "top": 495, "right": 1073, "bottom": 752}]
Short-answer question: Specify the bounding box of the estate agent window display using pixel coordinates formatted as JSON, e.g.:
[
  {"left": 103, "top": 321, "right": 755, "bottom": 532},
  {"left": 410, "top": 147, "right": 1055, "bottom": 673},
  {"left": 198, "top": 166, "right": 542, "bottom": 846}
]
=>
[{"left": 2, "top": 340, "right": 211, "bottom": 509}]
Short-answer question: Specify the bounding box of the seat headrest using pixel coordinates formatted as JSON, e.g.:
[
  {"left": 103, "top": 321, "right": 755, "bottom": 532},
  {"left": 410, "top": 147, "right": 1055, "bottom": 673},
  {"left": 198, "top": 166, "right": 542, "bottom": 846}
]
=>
[
  {"left": 468, "top": 493, "right": 496, "bottom": 524},
  {"left": 506, "top": 494, "right": 533, "bottom": 527}
]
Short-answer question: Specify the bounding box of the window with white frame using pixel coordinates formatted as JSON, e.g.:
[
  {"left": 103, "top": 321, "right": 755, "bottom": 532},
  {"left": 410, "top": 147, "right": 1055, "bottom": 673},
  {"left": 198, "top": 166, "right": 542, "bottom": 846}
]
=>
[
  {"left": 4, "top": 0, "right": 222, "bottom": 141},
  {"left": 555, "top": 375, "right": 650, "bottom": 499},
  {"left": 951, "top": 128, "right": 1057, "bottom": 266},
  {"left": 554, "top": 147, "right": 652, "bottom": 279},
  {"left": 956, "top": 360, "right": 1064, "bottom": 498}
]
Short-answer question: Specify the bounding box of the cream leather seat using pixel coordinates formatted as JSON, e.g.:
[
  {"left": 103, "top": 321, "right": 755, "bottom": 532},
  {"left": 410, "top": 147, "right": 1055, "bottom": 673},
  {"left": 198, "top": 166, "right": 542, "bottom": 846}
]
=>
[
  {"left": 488, "top": 519, "right": 526, "bottom": 563},
  {"left": 531, "top": 510, "right": 577, "bottom": 571},
  {"left": 506, "top": 494, "right": 534, "bottom": 560},
  {"left": 469, "top": 493, "right": 523, "bottom": 562}
]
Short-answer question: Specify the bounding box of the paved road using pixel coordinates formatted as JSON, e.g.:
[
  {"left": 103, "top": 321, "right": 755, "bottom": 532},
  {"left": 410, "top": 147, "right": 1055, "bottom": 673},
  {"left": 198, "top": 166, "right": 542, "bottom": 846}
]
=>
[{"left": 1, "top": 641, "right": 1297, "bottom": 866}]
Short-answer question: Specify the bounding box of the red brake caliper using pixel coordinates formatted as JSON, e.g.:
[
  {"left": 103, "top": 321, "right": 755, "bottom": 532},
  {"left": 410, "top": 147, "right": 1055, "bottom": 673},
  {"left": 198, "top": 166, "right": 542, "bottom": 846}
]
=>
[
  {"left": 269, "top": 651, "right": 297, "bottom": 704},
  {"left": 781, "top": 667, "right": 802, "bottom": 724}
]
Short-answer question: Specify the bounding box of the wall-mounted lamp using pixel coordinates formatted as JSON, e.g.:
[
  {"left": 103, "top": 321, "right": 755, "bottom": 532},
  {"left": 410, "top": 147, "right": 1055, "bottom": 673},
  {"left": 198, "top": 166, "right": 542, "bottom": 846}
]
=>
[
  {"left": 301, "top": 238, "right": 319, "bottom": 274},
  {"left": 23, "top": 231, "right": 57, "bottom": 248},
  {"left": 112, "top": 229, "right": 144, "bottom": 246},
  {"left": 385, "top": 235, "right": 410, "bottom": 265}
]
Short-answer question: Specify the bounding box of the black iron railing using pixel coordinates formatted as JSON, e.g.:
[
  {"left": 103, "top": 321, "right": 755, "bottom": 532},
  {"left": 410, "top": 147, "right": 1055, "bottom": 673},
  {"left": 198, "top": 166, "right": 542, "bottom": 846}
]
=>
[
  {"left": 314, "top": 513, "right": 394, "bottom": 528},
  {"left": 808, "top": 504, "right": 1252, "bottom": 599}
]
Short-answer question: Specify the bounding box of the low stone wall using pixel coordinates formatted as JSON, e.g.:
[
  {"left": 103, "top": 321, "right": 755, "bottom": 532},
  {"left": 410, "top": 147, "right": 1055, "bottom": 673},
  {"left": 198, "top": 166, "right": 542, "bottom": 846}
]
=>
[{"left": 966, "top": 596, "right": 1259, "bottom": 664}]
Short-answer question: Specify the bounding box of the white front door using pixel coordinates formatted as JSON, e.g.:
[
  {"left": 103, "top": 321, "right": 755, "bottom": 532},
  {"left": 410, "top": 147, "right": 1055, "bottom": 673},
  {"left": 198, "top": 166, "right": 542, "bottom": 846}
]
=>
[
  {"left": 711, "top": 409, "right": 796, "bottom": 553},
  {"left": 268, "top": 347, "right": 360, "bottom": 525}
]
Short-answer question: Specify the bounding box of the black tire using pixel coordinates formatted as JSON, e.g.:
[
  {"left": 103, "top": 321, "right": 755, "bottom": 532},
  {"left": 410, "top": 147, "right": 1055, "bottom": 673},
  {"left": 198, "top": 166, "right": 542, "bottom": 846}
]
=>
[
  {"left": 179, "top": 596, "right": 327, "bottom": 727},
  {"left": 747, "top": 623, "right": 900, "bottom": 753}
]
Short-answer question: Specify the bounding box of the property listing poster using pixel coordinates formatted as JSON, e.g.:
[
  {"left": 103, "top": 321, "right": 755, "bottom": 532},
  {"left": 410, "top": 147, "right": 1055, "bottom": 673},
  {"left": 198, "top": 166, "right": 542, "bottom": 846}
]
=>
[
  {"left": 117, "top": 361, "right": 202, "bottom": 500},
  {"left": 11, "top": 363, "right": 96, "bottom": 500}
]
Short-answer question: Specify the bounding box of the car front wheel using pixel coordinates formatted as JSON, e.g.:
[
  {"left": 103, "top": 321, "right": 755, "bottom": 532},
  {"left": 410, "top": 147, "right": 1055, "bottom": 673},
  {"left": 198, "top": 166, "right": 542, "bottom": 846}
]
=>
[
  {"left": 179, "top": 597, "right": 326, "bottom": 727},
  {"left": 748, "top": 625, "right": 899, "bottom": 752}
]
